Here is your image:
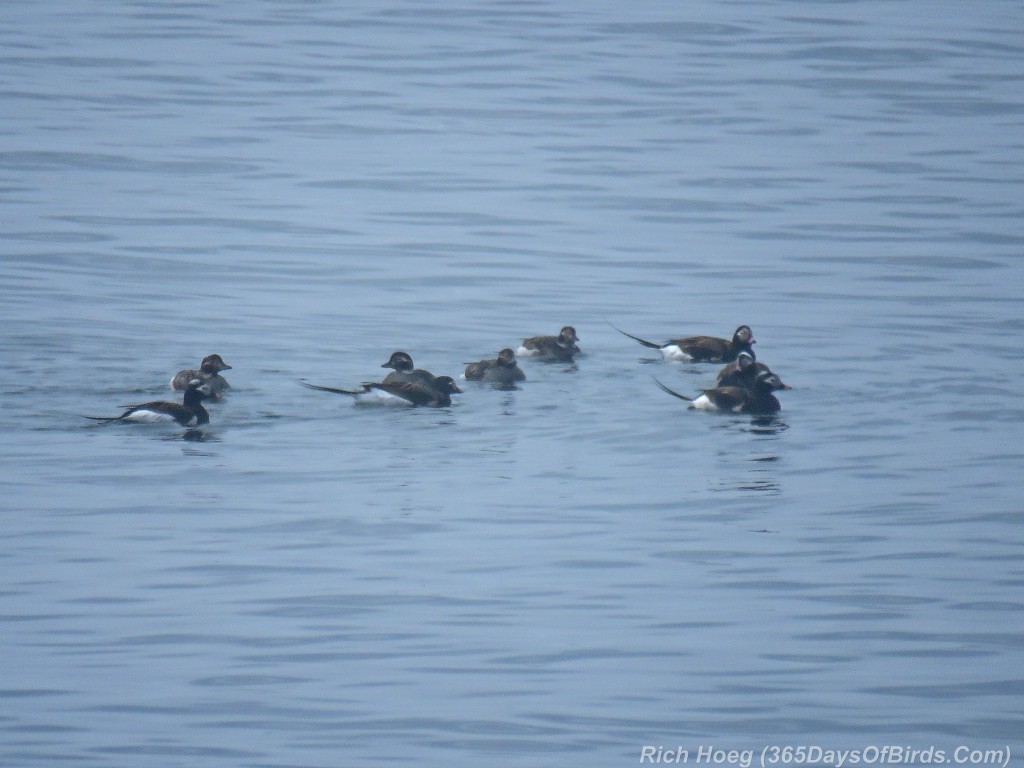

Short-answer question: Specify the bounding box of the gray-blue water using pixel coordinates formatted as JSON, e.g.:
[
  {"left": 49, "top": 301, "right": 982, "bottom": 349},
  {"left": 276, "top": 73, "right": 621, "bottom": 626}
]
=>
[{"left": 2, "top": 1, "right": 1022, "bottom": 766}]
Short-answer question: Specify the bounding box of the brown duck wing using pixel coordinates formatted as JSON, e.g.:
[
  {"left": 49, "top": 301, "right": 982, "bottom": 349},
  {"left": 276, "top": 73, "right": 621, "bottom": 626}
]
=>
[
  {"left": 170, "top": 369, "right": 200, "bottom": 390},
  {"left": 368, "top": 380, "right": 437, "bottom": 406},
  {"left": 521, "top": 334, "right": 551, "bottom": 349},
  {"left": 463, "top": 359, "right": 495, "bottom": 381},
  {"left": 671, "top": 336, "right": 729, "bottom": 361},
  {"left": 534, "top": 338, "right": 575, "bottom": 361},
  {"left": 702, "top": 386, "right": 748, "bottom": 411},
  {"left": 383, "top": 369, "right": 436, "bottom": 385},
  {"left": 715, "top": 361, "right": 742, "bottom": 387}
]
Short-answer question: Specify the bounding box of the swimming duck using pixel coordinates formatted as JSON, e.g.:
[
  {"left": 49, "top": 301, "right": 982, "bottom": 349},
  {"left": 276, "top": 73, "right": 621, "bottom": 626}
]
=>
[
  {"left": 654, "top": 369, "right": 789, "bottom": 414},
  {"left": 301, "top": 375, "right": 463, "bottom": 407},
  {"left": 464, "top": 348, "right": 526, "bottom": 387},
  {"left": 171, "top": 354, "right": 232, "bottom": 397},
  {"left": 615, "top": 325, "right": 754, "bottom": 363},
  {"left": 379, "top": 351, "right": 437, "bottom": 385},
  {"left": 518, "top": 326, "right": 580, "bottom": 362},
  {"left": 88, "top": 378, "right": 214, "bottom": 426}
]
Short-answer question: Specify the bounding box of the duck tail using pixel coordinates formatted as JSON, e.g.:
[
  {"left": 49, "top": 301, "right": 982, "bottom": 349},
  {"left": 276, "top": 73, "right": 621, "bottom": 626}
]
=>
[
  {"left": 608, "top": 321, "right": 663, "bottom": 350},
  {"left": 653, "top": 377, "right": 694, "bottom": 403},
  {"left": 299, "top": 381, "right": 366, "bottom": 396}
]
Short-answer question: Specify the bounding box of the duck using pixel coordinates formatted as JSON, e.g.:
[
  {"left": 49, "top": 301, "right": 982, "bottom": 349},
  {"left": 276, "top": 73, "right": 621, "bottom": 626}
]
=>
[
  {"left": 715, "top": 351, "right": 788, "bottom": 390},
  {"left": 614, "top": 324, "right": 754, "bottom": 363},
  {"left": 87, "top": 378, "right": 214, "bottom": 426},
  {"left": 464, "top": 348, "right": 526, "bottom": 387},
  {"left": 517, "top": 326, "right": 580, "bottom": 362},
  {"left": 654, "top": 369, "right": 789, "bottom": 414},
  {"left": 301, "top": 375, "right": 463, "bottom": 407},
  {"left": 170, "top": 354, "right": 232, "bottom": 397},
  {"left": 379, "top": 351, "right": 437, "bottom": 385}
]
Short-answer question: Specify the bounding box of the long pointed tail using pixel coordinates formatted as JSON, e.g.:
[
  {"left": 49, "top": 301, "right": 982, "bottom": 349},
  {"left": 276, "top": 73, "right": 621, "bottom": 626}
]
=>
[
  {"left": 608, "top": 322, "right": 663, "bottom": 350},
  {"left": 653, "top": 377, "right": 694, "bottom": 403},
  {"left": 299, "top": 380, "right": 366, "bottom": 396}
]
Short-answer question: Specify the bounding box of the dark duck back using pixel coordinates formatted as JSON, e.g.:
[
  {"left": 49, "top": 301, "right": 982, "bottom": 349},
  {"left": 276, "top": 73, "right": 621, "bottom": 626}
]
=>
[
  {"left": 368, "top": 375, "right": 463, "bottom": 406},
  {"left": 301, "top": 373, "right": 463, "bottom": 407}
]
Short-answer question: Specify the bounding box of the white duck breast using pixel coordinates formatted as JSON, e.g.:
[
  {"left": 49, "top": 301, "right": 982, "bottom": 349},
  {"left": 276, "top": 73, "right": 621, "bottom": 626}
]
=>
[{"left": 122, "top": 408, "right": 183, "bottom": 423}]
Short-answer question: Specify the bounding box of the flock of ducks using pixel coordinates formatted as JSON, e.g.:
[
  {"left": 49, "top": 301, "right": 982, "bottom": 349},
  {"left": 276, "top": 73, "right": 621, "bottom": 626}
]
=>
[
  {"left": 86, "top": 324, "right": 790, "bottom": 429},
  {"left": 610, "top": 324, "right": 790, "bottom": 415}
]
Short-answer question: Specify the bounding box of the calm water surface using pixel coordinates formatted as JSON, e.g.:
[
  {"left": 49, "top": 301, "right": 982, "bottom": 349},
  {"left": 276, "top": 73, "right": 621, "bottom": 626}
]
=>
[{"left": 1, "top": 1, "right": 1022, "bottom": 766}]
